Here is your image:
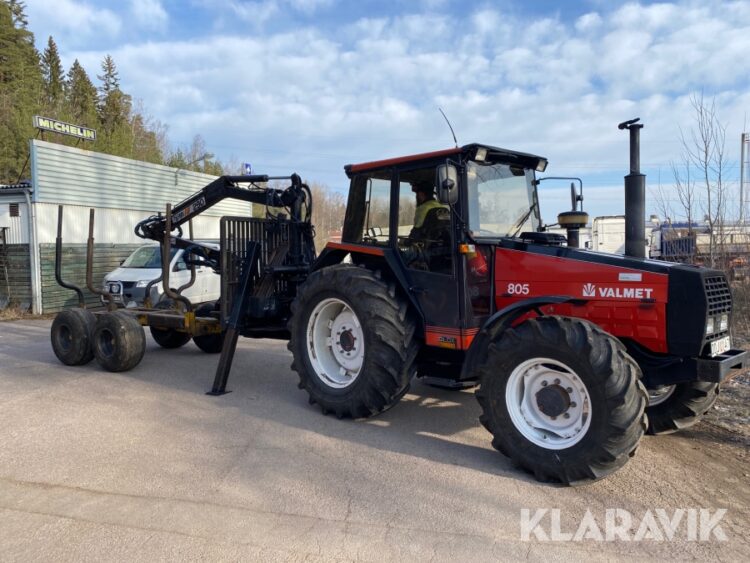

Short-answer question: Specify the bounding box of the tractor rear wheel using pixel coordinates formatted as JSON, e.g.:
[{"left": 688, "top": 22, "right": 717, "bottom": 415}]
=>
[
  {"left": 93, "top": 311, "right": 146, "bottom": 372},
  {"left": 149, "top": 299, "right": 191, "bottom": 349},
  {"left": 50, "top": 308, "right": 96, "bottom": 365},
  {"left": 475, "top": 316, "right": 647, "bottom": 485},
  {"left": 288, "top": 265, "right": 418, "bottom": 418},
  {"left": 646, "top": 382, "right": 720, "bottom": 435}
]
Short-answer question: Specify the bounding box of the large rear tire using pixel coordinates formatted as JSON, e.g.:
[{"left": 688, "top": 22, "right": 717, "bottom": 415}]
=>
[
  {"left": 149, "top": 300, "right": 191, "bottom": 349},
  {"left": 93, "top": 312, "right": 146, "bottom": 372},
  {"left": 50, "top": 308, "right": 96, "bottom": 366},
  {"left": 288, "top": 265, "right": 418, "bottom": 418},
  {"left": 475, "top": 316, "right": 647, "bottom": 485},
  {"left": 646, "top": 381, "right": 720, "bottom": 435}
]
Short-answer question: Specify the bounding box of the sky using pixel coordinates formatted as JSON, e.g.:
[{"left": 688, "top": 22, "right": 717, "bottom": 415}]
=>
[{"left": 25, "top": 0, "right": 750, "bottom": 223}]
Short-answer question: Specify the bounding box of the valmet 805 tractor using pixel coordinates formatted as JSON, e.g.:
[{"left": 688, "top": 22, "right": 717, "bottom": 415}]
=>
[{"left": 51, "top": 120, "right": 746, "bottom": 484}]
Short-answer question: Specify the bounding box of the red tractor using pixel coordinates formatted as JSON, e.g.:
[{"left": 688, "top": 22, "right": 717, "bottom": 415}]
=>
[
  {"left": 287, "top": 120, "right": 744, "bottom": 484},
  {"left": 51, "top": 120, "right": 746, "bottom": 485}
]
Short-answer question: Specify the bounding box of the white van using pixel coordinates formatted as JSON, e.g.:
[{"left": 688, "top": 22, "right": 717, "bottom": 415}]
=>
[{"left": 102, "top": 243, "right": 220, "bottom": 307}]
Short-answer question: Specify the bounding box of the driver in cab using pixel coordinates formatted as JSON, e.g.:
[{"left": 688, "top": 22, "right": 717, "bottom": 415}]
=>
[{"left": 409, "top": 180, "right": 446, "bottom": 241}]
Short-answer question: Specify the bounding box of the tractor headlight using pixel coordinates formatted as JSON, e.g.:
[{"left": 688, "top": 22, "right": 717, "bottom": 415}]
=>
[
  {"left": 705, "top": 317, "right": 715, "bottom": 336},
  {"left": 136, "top": 280, "right": 151, "bottom": 288},
  {"left": 719, "top": 314, "right": 729, "bottom": 332}
]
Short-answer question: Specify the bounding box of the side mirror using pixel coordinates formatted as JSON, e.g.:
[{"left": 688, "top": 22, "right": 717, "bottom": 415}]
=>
[{"left": 436, "top": 163, "right": 458, "bottom": 205}]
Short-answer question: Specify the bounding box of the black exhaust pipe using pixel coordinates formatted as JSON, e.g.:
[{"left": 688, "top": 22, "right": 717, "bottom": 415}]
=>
[{"left": 619, "top": 118, "right": 646, "bottom": 258}]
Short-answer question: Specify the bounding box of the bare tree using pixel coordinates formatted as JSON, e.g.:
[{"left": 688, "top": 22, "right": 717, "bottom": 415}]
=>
[
  {"left": 677, "top": 93, "right": 729, "bottom": 267},
  {"left": 670, "top": 154, "right": 696, "bottom": 231},
  {"left": 309, "top": 182, "right": 347, "bottom": 251}
]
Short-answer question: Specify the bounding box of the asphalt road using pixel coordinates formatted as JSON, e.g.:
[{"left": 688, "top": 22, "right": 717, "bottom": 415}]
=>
[{"left": 0, "top": 319, "right": 748, "bottom": 561}]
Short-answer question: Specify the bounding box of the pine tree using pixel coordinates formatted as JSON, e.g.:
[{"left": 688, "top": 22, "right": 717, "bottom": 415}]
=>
[
  {"left": 0, "top": 0, "right": 42, "bottom": 182},
  {"left": 7, "top": 0, "right": 27, "bottom": 28},
  {"left": 65, "top": 59, "right": 97, "bottom": 124},
  {"left": 95, "top": 54, "right": 132, "bottom": 155},
  {"left": 40, "top": 36, "right": 64, "bottom": 111}
]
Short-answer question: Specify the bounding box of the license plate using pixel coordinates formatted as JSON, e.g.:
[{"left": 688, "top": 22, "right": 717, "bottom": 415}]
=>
[{"left": 710, "top": 336, "right": 731, "bottom": 357}]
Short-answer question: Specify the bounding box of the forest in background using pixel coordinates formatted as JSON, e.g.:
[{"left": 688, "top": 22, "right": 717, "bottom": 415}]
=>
[{"left": 0, "top": 0, "right": 226, "bottom": 184}]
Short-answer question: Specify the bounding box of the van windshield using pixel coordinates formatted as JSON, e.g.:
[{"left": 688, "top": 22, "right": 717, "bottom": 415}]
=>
[{"left": 122, "top": 246, "right": 177, "bottom": 268}]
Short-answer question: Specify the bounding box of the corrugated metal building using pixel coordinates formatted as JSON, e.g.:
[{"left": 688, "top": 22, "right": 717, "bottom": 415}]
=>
[{"left": 0, "top": 140, "right": 253, "bottom": 313}]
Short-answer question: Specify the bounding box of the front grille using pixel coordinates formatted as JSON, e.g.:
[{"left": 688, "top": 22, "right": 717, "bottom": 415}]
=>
[{"left": 704, "top": 275, "right": 732, "bottom": 316}]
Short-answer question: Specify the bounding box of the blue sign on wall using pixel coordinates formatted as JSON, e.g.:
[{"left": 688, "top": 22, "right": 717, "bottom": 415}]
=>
[{"left": 243, "top": 163, "right": 252, "bottom": 175}]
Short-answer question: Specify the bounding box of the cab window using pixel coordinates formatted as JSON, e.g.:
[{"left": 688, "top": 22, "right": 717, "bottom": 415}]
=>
[
  {"left": 362, "top": 173, "right": 392, "bottom": 245},
  {"left": 396, "top": 167, "right": 453, "bottom": 275}
]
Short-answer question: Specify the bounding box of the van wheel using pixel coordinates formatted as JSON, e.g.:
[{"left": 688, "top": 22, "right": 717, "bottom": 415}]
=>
[
  {"left": 149, "top": 300, "right": 191, "bottom": 348},
  {"left": 193, "top": 302, "right": 224, "bottom": 353}
]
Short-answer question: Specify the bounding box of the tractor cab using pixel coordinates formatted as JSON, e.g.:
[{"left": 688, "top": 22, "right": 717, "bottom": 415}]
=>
[{"left": 318, "top": 143, "right": 549, "bottom": 354}]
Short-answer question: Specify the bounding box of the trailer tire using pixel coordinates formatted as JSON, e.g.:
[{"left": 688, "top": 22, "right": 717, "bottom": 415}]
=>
[
  {"left": 93, "top": 311, "right": 146, "bottom": 372},
  {"left": 288, "top": 265, "right": 418, "bottom": 418},
  {"left": 193, "top": 303, "right": 224, "bottom": 353},
  {"left": 149, "top": 300, "right": 191, "bottom": 349},
  {"left": 50, "top": 308, "right": 96, "bottom": 365},
  {"left": 476, "top": 316, "right": 647, "bottom": 485},
  {"left": 646, "top": 381, "right": 720, "bottom": 435}
]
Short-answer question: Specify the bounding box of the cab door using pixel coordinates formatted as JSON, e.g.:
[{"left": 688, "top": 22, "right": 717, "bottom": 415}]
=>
[{"left": 393, "top": 166, "right": 462, "bottom": 342}]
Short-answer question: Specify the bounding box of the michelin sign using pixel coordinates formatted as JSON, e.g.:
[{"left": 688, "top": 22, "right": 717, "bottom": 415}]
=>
[{"left": 33, "top": 116, "right": 96, "bottom": 141}]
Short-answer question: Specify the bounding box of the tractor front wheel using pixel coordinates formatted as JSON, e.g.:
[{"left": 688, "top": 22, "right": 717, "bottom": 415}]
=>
[
  {"left": 288, "top": 265, "right": 418, "bottom": 418},
  {"left": 646, "top": 381, "right": 720, "bottom": 435},
  {"left": 476, "top": 316, "right": 647, "bottom": 485}
]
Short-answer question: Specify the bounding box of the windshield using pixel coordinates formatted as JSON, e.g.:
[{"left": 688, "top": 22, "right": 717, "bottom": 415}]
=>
[
  {"left": 467, "top": 161, "right": 538, "bottom": 237},
  {"left": 121, "top": 246, "right": 177, "bottom": 268}
]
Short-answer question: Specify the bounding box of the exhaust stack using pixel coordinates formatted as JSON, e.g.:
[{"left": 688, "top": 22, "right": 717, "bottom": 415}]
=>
[{"left": 619, "top": 118, "right": 646, "bottom": 258}]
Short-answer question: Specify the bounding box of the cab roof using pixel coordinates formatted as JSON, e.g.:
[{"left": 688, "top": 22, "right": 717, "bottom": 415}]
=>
[{"left": 344, "top": 143, "right": 547, "bottom": 177}]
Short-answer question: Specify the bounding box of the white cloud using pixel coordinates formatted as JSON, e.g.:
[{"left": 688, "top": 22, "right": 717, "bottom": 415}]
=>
[
  {"left": 130, "top": 0, "right": 168, "bottom": 31},
  {"left": 27, "top": 0, "right": 121, "bottom": 46},
  {"left": 67, "top": 1, "right": 750, "bottom": 218},
  {"left": 575, "top": 12, "right": 602, "bottom": 32},
  {"left": 229, "top": 0, "right": 333, "bottom": 24}
]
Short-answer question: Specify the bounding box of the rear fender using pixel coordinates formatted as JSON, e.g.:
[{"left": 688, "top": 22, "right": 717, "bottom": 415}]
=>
[
  {"left": 311, "top": 244, "right": 426, "bottom": 334},
  {"left": 460, "top": 296, "right": 581, "bottom": 381}
]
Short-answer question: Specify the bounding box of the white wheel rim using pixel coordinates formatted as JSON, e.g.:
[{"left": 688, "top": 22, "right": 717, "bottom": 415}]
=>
[
  {"left": 306, "top": 298, "right": 364, "bottom": 389},
  {"left": 505, "top": 358, "right": 592, "bottom": 450},
  {"left": 648, "top": 385, "right": 676, "bottom": 406}
]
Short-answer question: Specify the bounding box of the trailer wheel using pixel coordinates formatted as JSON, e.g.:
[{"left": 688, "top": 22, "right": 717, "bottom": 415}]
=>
[
  {"left": 288, "top": 265, "right": 418, "bottom": 418},
  {"left": 475, "top": 316, "right": 647, "bottom": 485},
  {"left": 93, "top": 312, "right": 146, "bottom": 372},
  {"left": 646, "top": 382, "right": 720, "bottom": 435},
  {"left": 50, "top": 308, "right": 96, "bottom": 365},
  {"left": 149, "top": 300, "right": 191, "bottom": 349},
  {"left": 193, "top": 302, "right": 224, "bottom": 353}
]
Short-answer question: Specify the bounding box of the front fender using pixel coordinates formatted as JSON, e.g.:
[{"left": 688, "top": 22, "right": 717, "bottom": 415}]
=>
[{"left": 460, "top": 296, "right": 583, "bottom": 381}]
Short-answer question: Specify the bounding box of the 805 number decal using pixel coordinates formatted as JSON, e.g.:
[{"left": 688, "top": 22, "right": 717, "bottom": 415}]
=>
[{"left": 506, "top": 283, "right": 530, "bottom": 295}]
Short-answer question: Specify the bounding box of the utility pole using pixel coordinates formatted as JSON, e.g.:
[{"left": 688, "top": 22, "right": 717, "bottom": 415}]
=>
[{"left": 742, "top": 133, "right": 749, "bottom": 223}]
